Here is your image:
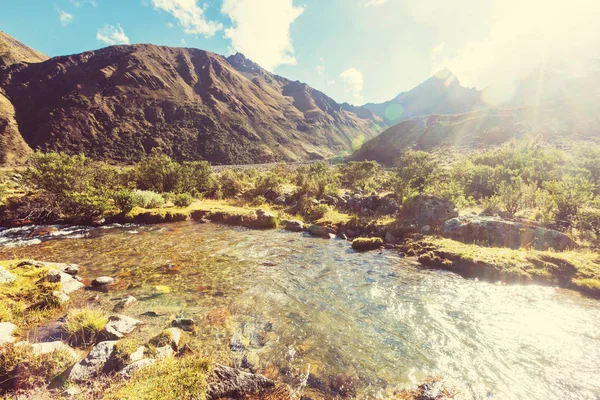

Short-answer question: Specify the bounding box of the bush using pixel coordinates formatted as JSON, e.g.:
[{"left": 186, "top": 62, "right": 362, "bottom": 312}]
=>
[
  {"left": 545, "top": 175, "right": 593, "bottom": 228},
  {"left": 497, "top": 178, "right": 523, "bottom": 216},
  {"left": 177, "top": 161, "right": 212, "bottom": 194},
  {"left": 132, "top": 190, "right": 165, "bottom": 209},
  {"left": 112, "top": 189, "right": 136, "bottom": 215},
  {"left": 338, "top": 161, "right": 383, "bottom": 192},
  {"left": 173, "top": 193, "right": 193, "bottom": 208},
  {"left": 395, "top": 151, "right": 439, "bottom": 191},
  {"left": 295, "top": 162, "right": 340, "bottom": 199},
  {"left": 218, "top": 169, "right": 246, "bottom": 198},
  {"left": 136, "top": 148, "right": 179, "bottom": 193}
]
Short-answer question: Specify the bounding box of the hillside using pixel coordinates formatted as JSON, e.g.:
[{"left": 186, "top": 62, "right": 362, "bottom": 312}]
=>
[
  {"left": 0, "top": 40, "right": 382, "bottom": 165},
  {"left": 363, "top": 68, "right": 482, "bottom": 125},
  {"left": 352, "top": 95, "right": 600, "bottom": 165},
  {"left": 0, "top": 31, "right": 47, "bottom": 165}
]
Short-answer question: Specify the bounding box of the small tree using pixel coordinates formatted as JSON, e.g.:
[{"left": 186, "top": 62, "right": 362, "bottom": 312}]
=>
[
  {"left": 497, "top": 178, "right": 523, "bottom": 216},
  {"left": 136, "top": 148, "right": 179, "bottom": 193},
  {"left": 395, "top": 151, "right": 439, "bottom": 192}
]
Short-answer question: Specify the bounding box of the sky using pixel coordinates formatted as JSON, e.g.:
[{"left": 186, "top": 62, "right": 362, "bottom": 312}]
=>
[{"left": 1, "top": 0, "right": 599, "bottom": 105}]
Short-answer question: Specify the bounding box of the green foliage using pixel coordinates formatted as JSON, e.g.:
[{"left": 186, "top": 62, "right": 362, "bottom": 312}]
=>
[
  {"left": 423, "top": 176, "right": 472, "bottom": 209},
  {"left": 295, "top": 162, "right": 340, "bottom": 198},
  {"left": 218, "top": 169, "right": 246, "bottom": 198},
  {"left": 251, "top": 172, "right": 284, "bottom": 198},
  {"left": 136, "top": 148, "right": 180, "bottom": 193},
  {"left": 173, "top": 193, "right": 193, "bottom": 208},
  {"left": 545, "top": 175, "right": 593, "bottom": 227},
  {"left": 395, "top": 151, "right": 439, "bottom": 191},
  {"left": 338, "top": 161, "right": 383, "bottom": 192},
  {"left": 132, "top": 190, "right": 165, "bottom": 209},
  {"left": 497, "top": 178, "right": 524, "bottom": 216},
  {"left": 176, "top": 161, "right": 212, "bottom": 194}
]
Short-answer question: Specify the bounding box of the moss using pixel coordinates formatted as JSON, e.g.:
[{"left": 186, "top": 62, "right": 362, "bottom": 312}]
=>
[
  {"left": 352, "top": 237, "right": 384, "bottom": 252},
  {"left": 104, "top": 354, "right": 213, "bottom": 400},
  {"left": 0, "top": 261, "right": 64, "bottom": 329},
  {"left": 62, "top": 307, "right": 109, "bottom": 347},
  {"left": 0, "top": 342, "right": 75, "bottom": 391},
  {"left": 113, "top": 337, "right": 145, "bottom": 367}
]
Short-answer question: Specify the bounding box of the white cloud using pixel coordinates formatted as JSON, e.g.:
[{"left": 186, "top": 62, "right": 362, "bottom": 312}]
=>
[
  {"left": 151, "top": 0, "right": 222, "bottom": 37},
  {"left": 58, "top": 10, "right": 74, "bottom": 26},
  {"left": 361, "top": 0, "right": 388, "bottom": 7},
  {"left": 221, "top": 0, "right": 304, "bottom": 71},
  {"left": 428, "top": 0, "right": 600, "bottom": 91},
  {"left": 339, "top": 68, "right": 364, "bottom": 104},
  {"left": 96, "top": 24, "right": 130, "bottom": 45},
  {"left": 70, "top": 0, "right": 97, "bottom": 6},
  {"left": 180, "top": 38, "right": 187, "bottom": 45}
]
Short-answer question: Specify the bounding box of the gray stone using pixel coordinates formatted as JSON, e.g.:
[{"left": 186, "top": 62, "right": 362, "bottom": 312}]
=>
[
  {"left": 420, "top": 225, "right": 432, "bottom": 234},
  {"left": 0, "top": 266, "right": 16, "bottom": 284},
  {"left": 46, "top": 268, "right": 62, "bottom": 283},
  {"left": 393, "top": 195, "right": 458, "bottom": 232},
  {"left": 18, "top": 260, "right": 80, "bottom": 275},
  {"left": 52, "top": 290, "right": 70, "bottom": 305},
  {"left": 67, "top": 341, "right": 119, "bottom": 382},
  {"left": 113, "top": 295, "right": 137, "bottom": 311},
  {"left": 27, "top": 341, "right": 78, "bottom": 360},
  {"left": 206, "top": 363, "right": 275, "bottom": 400},
  {"left": 149, "top": 327, "right": 184, "bottom": 352},
  {"left": 62, "top": 387, "right": 80, "bottom": 398},
  {"left": 284, "top": 220, "right": 304, "bottom": 232},
  {"left": 155, "top": 345, "right": 175, "bottom": 359},
  {"left": 118, "top": 358, "right": 157, "bottom": 379},
  {"left": 171, "top": 317, "right": 195, "bottom": 332},
  {"left": 245, "top": 209, "right": 277, "bottom": 229},
  {"left": 99, "top": 314, "right": 142, "bottom": 341},
  {"left": 0, "top": 322, "right": 18, "bottom": 344},
  {"left": 442, "top": 216, "right": 578, "bottom": 251},
  {"left": 62, "top": 279, "right": 85, "bottom": 295},
  {"left": 384, "top": 231, "right": 397, "bottom": 243},
  {"left": 129, "top": 346, "right": 145, "bottom": 362},
  {"left": 92, "top": 276, "right": 115, "bottom": 286},
  {"left": 44, "top": 268, "right": 84, "bottom": 294}
]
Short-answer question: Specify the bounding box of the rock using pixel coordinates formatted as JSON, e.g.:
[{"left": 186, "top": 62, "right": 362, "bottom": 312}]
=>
[
  {"left": 307, "top": 225, "right": 336, "bottom": 239},
  {"left": 129, "top": 346, "right": 145, "bottom": 362},
  {"left": 171, "top": 317, "right": 195, "bottom": 332},
  {"left": 241, "top": 350, "right": 260, "bottom": 372},
  {"left": 67, "top": 341, "right": 120, "bottom": 382},
  {"left": 113, "top": 295, "right": 138, "bottom": 311},
  {"left": 92, "top": 276, "right": 115, "bottom": 286},
  {"left": 62, "top": 387, "right": 80, "bottom": 398},
  {"left": 0, "top": 266, "right": 16, "bottom": 284},
  {"left": 118, "top": 358, "right": 156, "bottom": 379},
  {"left": 284, "top": 220, "right": 304, "bottom": 232},
  {"left": 46, "top": 268, "right": 62, "bottom": 283},
  {"left": 351, "top": 237, "right": 384, "bottom": 252},
  {"left": 18, "top": 260, "right": 79, "bottom": 275},
  {"left": 0, "top": 322, "right": 18, "bottom": 345},
  {"left": 421, "top": 225, "right": 432, "bottom": 234},
  {"left": 395, "top": 195, "right": 458, "bottom": 230},
  {"left": 149, "top": 327, "right": 184, "bottom": 351},
  {"left": 246, "top": 209, "right": 277, "bottom": 229},
  {"left": 27, "top": 341, "right": 78, "bottom": 360},
  {"left": 27, "top": 227, "right": 58, "bottom": 238},
  {"left": 51, "top": 290, "right": 70, "bottom": 305},
  {"left": 155, "top": 345, "right": 175, "bottom": 359},
  {"left": 330, "top": 373, "right": 357, "bottom": 398},
  {"left": 62, "top": 278, "right": 85, "bottom": 295},
  {"left": 442, "top": 216, "right": 579, "bottom": 251},
  {"left": 230, "top": 332, "right": 248, "bottom": 352},
  {"left": 274, "top": 196, "right": 287, "bottom": 206},
  {"left": 206, "top": 363, "right": 275, "bottom": 400},
  {"left": 99, "top": 315, "right": 142, "bottom": 341},
  {"left": 62, "top": 265, "right": 80, "bottom": 276},
  {"left": 336, "top": 232, "right": 348, "bottom": 240},
  {"left": 385, "top": 231, "right": 397, "bottom": 243}
]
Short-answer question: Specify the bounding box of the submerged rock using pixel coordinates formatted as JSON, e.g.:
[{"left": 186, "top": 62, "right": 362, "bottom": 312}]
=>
[
  {"left": 206, "top": 363, "right": 275, "bottom": 400},
  {"left": 351, "top": 237, "right": 383, "bottom": 252},
  {"left": 113, "top": 295, "right": 137, "bottom": 311},
  {"left": 442, "top": 215, "right": 578, "bottom": 251},
  {"left": 0, "top": 266, "right": 16, "bottom": 284}
]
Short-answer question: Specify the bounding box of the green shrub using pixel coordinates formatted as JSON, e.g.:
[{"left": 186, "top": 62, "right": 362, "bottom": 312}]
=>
[
  {"left": 132, "top": 190, "right": 165, "bottom": 209},
  {"left": 395, "top": 151, "right": 439, "bottom": 191},
  {"left": 338, "top": 161, "right": 383, "bottom": 192},
  {"left": 177, "top": 161, "right": 212, "bottom": 194},
  {"left": 576, "top": 208, "right": 600, "bottom": 235},
  {"left": 218, "top": 169, "right": 246, "bottom": 198},
  {"left": 545, "top": 175, "right": 593, "bottom": 227},
  {"left": 112, "top": 189, "right": 135, "bottom": 215},
  {"left": 136, "top": 148, "right": 179, "bottom": 193},
  {"left": 173, "top": 193, "right": 193, "bottom": 208},
  {"left": 295, "top": 162, "right": 340, "bottom": 198},
  {"left": 497, "top": 178, "right": 524, "bottom": 216}
]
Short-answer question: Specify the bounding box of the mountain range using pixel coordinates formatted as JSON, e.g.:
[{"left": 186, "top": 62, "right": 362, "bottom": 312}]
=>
[{"left": 0, "top": 31, "right": 382, "bottom": 165}]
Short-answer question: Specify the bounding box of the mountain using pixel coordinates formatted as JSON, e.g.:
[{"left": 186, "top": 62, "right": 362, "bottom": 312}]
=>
[
  {"left": 0, "top": 31, "right": 49, "bottom": 165},
  {"left": 0, "top": 37, "right": 382, "bottom": 165},
  {"left": 363, "top": 68, "right": 482, "bottom": 125},
  {"left": 352, "top": 95, "right": 600, "bottom": 165}
]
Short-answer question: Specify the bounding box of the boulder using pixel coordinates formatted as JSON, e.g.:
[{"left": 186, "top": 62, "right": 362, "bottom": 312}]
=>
[
  {"left": 206, "top": 363, "right": 275, "bottom": 400},
  {"left": 0, "top": 322, "right": 18, "bottom": 345},
  {"left": 171, "top": 317, "right": 195, "bottom": 332},
  {"left": 307, "top": 225, "right": 336, "bottom": 239},
  {"left": 27, "top": 341, "right": 78, "bottom": 360},
  {"left": 92, "top": 276, "right": 115, "bottom": 286},
  {"left": 43, "top": 269, "right": 84, "bottom": 294},
  {"left": 51, "top": 290, "right": 70, "bottom": 305},
  {"left": 18, "top": 260, "right": 79, "bottom": 275},
  {"left": 284, "top": 220, "right": 304, "bottom": 232},
  {"left": 149, "top": 327, "right": 184, "bottom": 352},
  {"left": 0, "top": 266, "right": 16, "bottom": 284},
  {"left": 397, "top": 195, "right": 458, "bottom": 230},
  {"left": 99, "top": 315, "right": 143, "bottom": 341},
  {"left": 67, "top": 341, "right": 120, "bottom": 382},
  {"left": 442, "top": 216, "right": 578, "bottom": 251},
  {"left": 46, "top": 268, "right": 62, "bottom": 283},
  {"left": 351, "top": 237, "right": 383, "bottom": 252},
  {"left": 245, "top": 209, "right": 277, "bottom": 229}
]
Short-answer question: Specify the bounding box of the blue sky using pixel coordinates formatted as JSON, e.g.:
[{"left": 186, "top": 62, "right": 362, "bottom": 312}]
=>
[{"left": 1, "top": 0, "right": 599, "bottom": 105}]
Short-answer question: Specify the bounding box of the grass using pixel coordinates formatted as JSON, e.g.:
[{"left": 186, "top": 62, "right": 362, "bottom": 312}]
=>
[
  {"left": 62, "top": 307, "right": 109, "bottom": 347},
  {"left": 315, "top": 208, "right": 353, "bottom": 226},
  {"left": 403, "top": 237, "right": 600, "bottom": 296},
  {"left": 0, "top": 260, "right": 65, "bottom": 329},
  {"left": 103, "top": 354, "right": 213, "bottom": 400},
  {"left": 0, "top": 342, "right": 75, "bottom": 391}
]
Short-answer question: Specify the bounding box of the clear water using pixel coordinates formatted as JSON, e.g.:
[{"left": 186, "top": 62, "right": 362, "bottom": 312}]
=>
[{"left": 1, "top": 222, "right": 599, "bottom": 399}]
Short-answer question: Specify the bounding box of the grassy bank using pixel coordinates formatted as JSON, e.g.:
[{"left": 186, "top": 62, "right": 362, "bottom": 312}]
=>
[{"left": 400, "top": 237, "right": 600, "bottom": 297}]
